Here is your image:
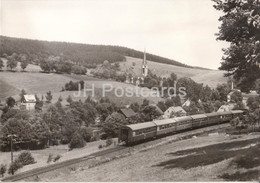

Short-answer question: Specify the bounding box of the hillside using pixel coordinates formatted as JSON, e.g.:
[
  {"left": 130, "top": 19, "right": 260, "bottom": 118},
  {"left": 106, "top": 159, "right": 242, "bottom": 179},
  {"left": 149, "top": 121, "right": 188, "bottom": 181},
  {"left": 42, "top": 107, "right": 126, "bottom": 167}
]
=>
[
  {"left": 121, "top": 57, "right": 227, "bottom": 88},
  {"left": 0, "top": 59, "right": 162, "bottom": 105},
  {"left": 1, "top": 36, "right": 193, "bottom": 68}
]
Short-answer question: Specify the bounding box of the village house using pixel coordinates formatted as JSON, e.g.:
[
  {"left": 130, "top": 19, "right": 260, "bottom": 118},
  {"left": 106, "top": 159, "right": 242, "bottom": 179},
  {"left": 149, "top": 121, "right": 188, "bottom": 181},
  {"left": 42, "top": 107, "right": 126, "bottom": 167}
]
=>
[
  {"left": 217, "top": 103, "right": 235, "bottom": 112},
  {"left": 163, "top": 106, "right": 187, "bottom": 119},
  {"left": 21, "top": 94, "right": 36, "bottom": 111}
]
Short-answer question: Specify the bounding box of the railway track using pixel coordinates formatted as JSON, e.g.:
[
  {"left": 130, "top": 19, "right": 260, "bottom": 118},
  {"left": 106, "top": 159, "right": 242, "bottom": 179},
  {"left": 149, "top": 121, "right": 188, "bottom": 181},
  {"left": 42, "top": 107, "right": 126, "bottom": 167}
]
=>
[
  {"left": 2, "top": 122, "right": 230, "bottom": 182},
  {"left": 2, "top": 146, "right": 126, "bottom": 182}
]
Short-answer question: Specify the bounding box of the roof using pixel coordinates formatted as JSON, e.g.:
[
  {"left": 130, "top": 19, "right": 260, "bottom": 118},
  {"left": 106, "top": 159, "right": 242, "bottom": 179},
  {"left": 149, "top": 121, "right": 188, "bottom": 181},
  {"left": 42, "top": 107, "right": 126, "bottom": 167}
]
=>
[
  {"left": 190, "top": 114, "right": 207, "bottom": 119},
  {"left": 164, "top": 106, "right": 186, "bottom": 114},
  {"left": 205, "top": 112, "right": 222, "bottom": 117},
  {"left": 219, "top": 111, "right": 233, "bottom": 115},
  {"left": 152, "top": 118, "right": 177, "bottom": 126},
  {"left": 182, "top": 99, "right": 191, "bottom": 107},
  {"left": 23, "top": 95, "right": 36, "bottom": 103},
  {"left": 119, "top": 108, "right": 136, "bottom": 118},
  {"left": 125, "top": 122, "right": 156, "bottom": 131},
  {"left": 175, "top": 116, "right": 193, "bottom": 122},
  {"left": 217, "top": 104, "right": 235, "bottom": 112},
  {"left": 231, "top": 110, "right": 244, "bottom": 114}
]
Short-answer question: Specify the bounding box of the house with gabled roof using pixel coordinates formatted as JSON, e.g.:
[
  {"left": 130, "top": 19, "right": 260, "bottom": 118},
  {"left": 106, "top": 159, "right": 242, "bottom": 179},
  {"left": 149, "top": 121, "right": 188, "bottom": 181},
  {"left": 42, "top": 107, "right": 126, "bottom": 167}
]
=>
[
  {"left": 163, "top": 106, "right": 187, "bottom": 119},
  {"left": 21, "top": 94, "right": 36, "bottom": 111}
]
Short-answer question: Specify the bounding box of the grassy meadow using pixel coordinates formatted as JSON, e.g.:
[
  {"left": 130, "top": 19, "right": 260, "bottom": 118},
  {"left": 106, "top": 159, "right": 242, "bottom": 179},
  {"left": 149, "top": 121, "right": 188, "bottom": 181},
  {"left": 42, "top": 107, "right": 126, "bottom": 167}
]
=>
[{"left": 120, "top": 56, "right": 227, "bottom": 88}]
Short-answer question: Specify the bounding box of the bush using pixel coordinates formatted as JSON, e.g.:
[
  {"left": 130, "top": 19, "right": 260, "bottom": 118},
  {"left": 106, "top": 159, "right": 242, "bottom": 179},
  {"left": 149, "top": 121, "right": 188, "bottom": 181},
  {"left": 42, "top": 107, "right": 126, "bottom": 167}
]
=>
[
  {"left": 17, "top": 151, "right": 36, "bottom": 166},
  {"left": 106, "top": 138, "right": 113, "bottom": 147},
  {"left": 8, "top": 160, "right": 23, "bottom": 174},
  {"left": 53, "top": 155, "right": 61, "bottom": 162},
  {"left": 47, "top": 154, "right": 53, "bottom": 163},
  {"left": 98, "top": 144, "right": 103, "bottom": 149},
  {"left": 0, "top": 164, "right": 7, "bottom": 177},
  {"left": 69, "top": 133, "right": 86, "bottom": 150}
]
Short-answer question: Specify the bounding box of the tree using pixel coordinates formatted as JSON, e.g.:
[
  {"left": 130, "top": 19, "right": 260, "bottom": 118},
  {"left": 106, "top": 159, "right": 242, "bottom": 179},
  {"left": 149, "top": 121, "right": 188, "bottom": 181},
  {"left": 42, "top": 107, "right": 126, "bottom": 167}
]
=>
[
  {"left": 6, "top": 53, "right": 18, "bottom": 70},
  {"left": 247, "top": 96, "right": 260, "bottom": 111},
  {"left": 0, "top": 164, "right": 7, "bottom": 177},
  {"left": 213, "top": 0, "right": 260, "bottom": 92},
  {"left": 6, "top": 97, "right": 15, "bottom": 108},
  {"left": 102, "top": 112, "right": 127, "bottom": 137},
  {"left": 231, "top": 91, "right": 243, "bottom": 103},
  {"left": 67, "top": 95, "right": 73, "bottom": 104},
  {"left": 216, "top": 84, "right": 230, "bottom": 102},
  {"left": 17, "top": 151, "right": 36, "bottom": 165},
  {"left": 20, "top": 61, "right": 28, "bottom": 71},
  {"left": 69, "top": 132, "right": 86, "bottom": 149},
  {"left": 45, "top": 91, "right": 53, "bottom": 103},
  {"left": 129, "top": 102, "right": 140, "bottom": 113},
  {"left": 0, "top": 58, "right": 4, "bottom": 70},
  {"left": 20, "top": 54, "right": 28, "bottom": 71},
  {"left": 172, "top": 96, "right": 182, "bottom": 106},
  {"left": 165, "top": 98, "right": 174, "bottom": 108},
  {"left": 96, "top": 103, "right": 116, "bottom": 122},
  {"left": 20, "top": 89, "right": 26, "bottom": 102},
  {"left": 141, "top": 105, "right": 162, "bottom": 121},
  {"left": 77, "top": 126, "right": 92, "bottom": 142},
  {"left": 40, "top": 60, "right": 50, "bottom": 72}
]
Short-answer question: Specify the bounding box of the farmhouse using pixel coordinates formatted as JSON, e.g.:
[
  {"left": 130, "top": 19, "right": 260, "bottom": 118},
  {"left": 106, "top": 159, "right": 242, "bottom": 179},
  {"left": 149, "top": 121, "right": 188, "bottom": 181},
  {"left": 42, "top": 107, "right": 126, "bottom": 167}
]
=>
[
  {"left": 21, "top": 94, "right": 36, "bottom": 110},
  {"left": 163, "top": 106, "right": 187, "bottom": 119}
]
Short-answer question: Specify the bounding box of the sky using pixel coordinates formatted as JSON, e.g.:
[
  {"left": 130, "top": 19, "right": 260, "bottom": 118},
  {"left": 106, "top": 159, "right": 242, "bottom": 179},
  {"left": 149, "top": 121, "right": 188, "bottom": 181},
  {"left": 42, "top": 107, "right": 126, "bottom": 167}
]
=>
[{"left": 0, "top": 0, "right": 229, "bottom": 69}]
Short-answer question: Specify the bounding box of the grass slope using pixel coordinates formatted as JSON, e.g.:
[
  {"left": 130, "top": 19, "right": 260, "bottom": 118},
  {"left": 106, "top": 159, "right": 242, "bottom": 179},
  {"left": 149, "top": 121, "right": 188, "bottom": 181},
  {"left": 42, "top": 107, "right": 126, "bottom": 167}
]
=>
[
  {"left": 121, "top": 56, "right": 227, "bottom": 88},
  {"left": 0, "top": 71, "right": 162, "bottom": 105}
]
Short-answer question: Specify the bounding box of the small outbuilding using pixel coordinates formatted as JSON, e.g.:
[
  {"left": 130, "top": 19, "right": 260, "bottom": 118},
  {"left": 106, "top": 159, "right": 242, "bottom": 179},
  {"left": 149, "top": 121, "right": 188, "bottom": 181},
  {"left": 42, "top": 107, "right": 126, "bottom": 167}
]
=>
[{"left": 119, "top": 108, "right": 136, "bottom": 118}]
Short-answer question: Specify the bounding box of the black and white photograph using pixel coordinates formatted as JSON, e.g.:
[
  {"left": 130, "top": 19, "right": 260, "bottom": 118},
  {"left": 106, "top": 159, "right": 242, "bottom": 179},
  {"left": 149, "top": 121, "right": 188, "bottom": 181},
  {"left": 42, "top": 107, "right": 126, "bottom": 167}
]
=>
[{"left": 0, "top": 0, "right": 259, "bottom": 182}]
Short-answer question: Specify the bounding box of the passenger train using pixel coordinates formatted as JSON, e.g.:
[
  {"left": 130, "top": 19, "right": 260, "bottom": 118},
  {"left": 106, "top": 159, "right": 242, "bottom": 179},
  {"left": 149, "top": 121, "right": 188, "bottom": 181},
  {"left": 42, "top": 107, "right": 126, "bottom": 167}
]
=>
[{"left": 118, "top": 110, "right": 244, "bottom": 145}]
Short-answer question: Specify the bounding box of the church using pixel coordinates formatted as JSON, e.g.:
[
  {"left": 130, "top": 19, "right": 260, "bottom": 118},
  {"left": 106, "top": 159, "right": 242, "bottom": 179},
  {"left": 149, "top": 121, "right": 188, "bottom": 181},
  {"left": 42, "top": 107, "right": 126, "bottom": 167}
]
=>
[{"left": 126, "top": 49, "right": 149, "bottom": 86}]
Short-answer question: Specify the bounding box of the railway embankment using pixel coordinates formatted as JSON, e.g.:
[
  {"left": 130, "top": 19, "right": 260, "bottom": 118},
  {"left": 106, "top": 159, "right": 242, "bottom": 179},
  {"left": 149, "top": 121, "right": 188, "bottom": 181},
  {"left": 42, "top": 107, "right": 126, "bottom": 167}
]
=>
[{"left": 5, "top": 123, "right": 258, "bottom": 182}]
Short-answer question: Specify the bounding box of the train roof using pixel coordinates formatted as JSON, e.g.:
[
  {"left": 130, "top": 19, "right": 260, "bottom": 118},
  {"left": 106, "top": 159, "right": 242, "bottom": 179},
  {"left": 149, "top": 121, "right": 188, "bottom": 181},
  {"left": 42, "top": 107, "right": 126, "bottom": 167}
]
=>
[
  {"left": 219, "top": 111, "right": 233, "bottom": 115},
  {"left": 231, "top": 110, "right": 244, "bottom": 114},
  {"left": 174, "top": 116, "right": 193, "bottom": 122},
  {"left": 124, "top": 122, "right": 156, "bottom": 131},
  {"left": 152, "top": 118, "right": 177, "bottom": 126},
  {"left": 190, "top": 114, "right": 207, "bottom": 119},
  {"left": 205, "top": 112, "right": 222, "bottom": 117}
]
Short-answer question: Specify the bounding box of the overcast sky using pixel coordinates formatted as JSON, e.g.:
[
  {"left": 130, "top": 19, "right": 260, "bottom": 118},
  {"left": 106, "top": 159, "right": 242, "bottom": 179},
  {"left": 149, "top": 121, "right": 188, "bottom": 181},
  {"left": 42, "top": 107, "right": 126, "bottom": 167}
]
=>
[{"left": 1, "top": 0, "right": 229, "bottom": 69}]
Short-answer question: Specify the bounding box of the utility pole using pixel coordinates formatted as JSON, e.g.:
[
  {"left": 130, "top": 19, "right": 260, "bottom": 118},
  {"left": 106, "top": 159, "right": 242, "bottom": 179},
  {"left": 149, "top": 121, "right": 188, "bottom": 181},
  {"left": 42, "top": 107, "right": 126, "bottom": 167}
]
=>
[{"left": 8, "top": 134, "right": 16, "bottom": 175}]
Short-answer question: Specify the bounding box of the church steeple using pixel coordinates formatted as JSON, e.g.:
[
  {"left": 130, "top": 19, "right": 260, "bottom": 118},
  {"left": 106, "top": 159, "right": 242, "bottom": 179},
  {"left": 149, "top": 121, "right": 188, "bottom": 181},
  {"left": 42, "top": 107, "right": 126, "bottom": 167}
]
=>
[{"left": 142, "top": 49, "right": 148, "bottom": 77}]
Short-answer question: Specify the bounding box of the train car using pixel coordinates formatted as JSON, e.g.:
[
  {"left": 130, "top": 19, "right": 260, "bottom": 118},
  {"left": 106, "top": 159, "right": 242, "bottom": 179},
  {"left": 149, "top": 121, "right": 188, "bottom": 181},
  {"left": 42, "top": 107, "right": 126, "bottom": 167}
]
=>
[
  {"left": 219, "top": 111, "right": 233, "bottom": 122},
  {"left": 205, "top": 112, "right": 222, "bottom": 125},
  {"left": 190, "top": 114, "right": 208, "bottom": 127},
  {"left": 231, "top": 110, "right": 244, "bottom": 119},
  {"left": 175, "top": 116, "right": 193, "bottom": 131},
  {"left": 152, "top": 118, "right": 177, "bottom": 136},
  {"left": 118, "top": 122, "right": 157, "bottom": 145}
]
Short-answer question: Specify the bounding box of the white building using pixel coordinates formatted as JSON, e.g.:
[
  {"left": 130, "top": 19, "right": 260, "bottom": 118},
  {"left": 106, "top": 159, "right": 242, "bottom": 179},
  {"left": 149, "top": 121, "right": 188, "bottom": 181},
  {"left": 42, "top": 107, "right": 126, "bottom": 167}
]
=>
[{"left": 21, "top": 94, "right": 36, "bottom": 111}]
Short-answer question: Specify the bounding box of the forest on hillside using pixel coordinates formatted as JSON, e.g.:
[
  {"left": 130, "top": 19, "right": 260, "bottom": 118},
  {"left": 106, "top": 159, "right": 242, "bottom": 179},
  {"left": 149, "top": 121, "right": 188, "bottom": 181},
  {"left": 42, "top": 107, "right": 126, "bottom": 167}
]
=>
[{"left": 0, "top": 36, "right": 193, "bottom": 68}]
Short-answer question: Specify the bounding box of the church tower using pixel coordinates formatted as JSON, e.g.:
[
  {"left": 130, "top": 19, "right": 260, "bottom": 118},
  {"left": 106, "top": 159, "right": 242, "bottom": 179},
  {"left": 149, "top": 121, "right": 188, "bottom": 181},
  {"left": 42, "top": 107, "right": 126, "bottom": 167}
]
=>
[{"left": 141, "top": 49, "right": 148, "bottom": 77}]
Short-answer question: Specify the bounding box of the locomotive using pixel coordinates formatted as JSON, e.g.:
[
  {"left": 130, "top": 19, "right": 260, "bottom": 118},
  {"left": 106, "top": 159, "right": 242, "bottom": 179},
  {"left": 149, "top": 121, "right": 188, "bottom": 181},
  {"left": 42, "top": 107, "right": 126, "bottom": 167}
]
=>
[{"left": 118, "top": 110, "right": 244, "bottom": 145}]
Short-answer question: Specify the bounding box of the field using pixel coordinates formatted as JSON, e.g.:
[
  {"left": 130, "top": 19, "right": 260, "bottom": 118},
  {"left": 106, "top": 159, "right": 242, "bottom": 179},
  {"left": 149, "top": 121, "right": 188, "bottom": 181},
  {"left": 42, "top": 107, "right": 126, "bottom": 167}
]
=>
[
  {"left": 120, "top": 56, "right": 228, "bottom": 88},
  {"left": 32, "top": 132, "right": 260, "bottom": 182},
  {"left": 0, "top": 59, "right": 162, "bottom": 105}
]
